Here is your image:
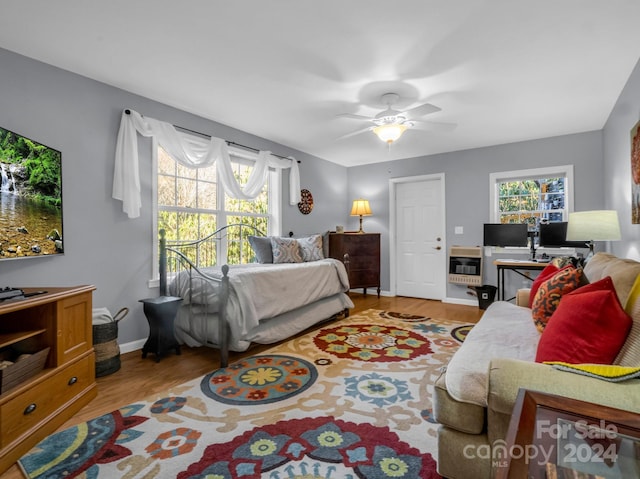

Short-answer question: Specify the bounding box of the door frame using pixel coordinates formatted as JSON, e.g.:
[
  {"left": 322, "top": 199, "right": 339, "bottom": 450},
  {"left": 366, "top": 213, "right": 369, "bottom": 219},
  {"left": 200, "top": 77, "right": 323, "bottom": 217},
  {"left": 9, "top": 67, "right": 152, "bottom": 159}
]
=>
[{"left": 389, "top": 173, "right": 447, "bottom": 297}]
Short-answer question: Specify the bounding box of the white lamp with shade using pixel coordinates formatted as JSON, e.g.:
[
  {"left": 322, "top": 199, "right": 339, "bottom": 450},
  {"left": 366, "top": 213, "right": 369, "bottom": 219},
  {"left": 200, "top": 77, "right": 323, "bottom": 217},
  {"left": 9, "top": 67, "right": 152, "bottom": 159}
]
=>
[
  {"left": 565, "top": 210, "right": 621, "bottom": 261},
  {"left": 350, "top": 199, "right": 372, "bottom": 234}
]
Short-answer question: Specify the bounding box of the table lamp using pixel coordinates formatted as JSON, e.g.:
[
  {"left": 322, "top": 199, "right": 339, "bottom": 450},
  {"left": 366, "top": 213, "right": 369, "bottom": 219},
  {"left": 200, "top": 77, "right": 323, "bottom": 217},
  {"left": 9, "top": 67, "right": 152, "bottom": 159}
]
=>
[
  {"left": 566, "top": 210, "right": 621, "bottom": 261},
  {"left": 350, "top": 199, "right": 372, "bottom": 234}
]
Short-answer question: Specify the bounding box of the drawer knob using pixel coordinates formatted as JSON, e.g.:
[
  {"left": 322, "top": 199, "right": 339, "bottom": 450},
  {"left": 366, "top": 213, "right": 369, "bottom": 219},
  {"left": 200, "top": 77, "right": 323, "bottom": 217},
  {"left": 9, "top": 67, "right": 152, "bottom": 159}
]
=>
[
  {"left": 24, "top": 403, "right": 37, "bottom": 415},
  {"left": 68, "top": 376, "right": 78, "bottom": 386}
]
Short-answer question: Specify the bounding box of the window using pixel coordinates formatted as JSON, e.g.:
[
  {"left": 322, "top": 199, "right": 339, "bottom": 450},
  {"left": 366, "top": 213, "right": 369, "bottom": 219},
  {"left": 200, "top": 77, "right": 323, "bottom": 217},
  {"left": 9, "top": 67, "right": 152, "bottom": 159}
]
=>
[
  {"left": 490, "top": 165, "right": 574, "bottom": 229},
  {"left": 150, "top": 138, "right": 281, "bottom": 283}
]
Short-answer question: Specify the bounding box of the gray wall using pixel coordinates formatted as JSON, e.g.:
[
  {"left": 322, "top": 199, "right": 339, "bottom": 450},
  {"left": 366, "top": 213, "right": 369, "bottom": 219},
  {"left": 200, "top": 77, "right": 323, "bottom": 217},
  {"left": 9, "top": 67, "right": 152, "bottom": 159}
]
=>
[
  {"left": 0, "top": 48, "right": 347, "bottom": 344},
  {"left": 1, "top": 45, "right": 634, "bottom": 345},
  {"left": 604, "top": 56, "right": 640, "bottom": 260},
  {"left": 347, "top": 131, "right": 605, "bottom": 300}
]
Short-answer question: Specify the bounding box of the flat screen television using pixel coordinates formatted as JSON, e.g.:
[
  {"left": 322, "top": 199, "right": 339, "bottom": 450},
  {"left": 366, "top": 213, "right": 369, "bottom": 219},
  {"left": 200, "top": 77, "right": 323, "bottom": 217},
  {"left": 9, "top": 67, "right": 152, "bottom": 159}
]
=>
[
  {"left": 483, "top": 223, "right": 528, "bottom": 247},
  {"left": 538, "top": 222, "right": 586, "bottom": 248},
  {"left": 0, "top": 126, "right": 63, "bottom": 260}
]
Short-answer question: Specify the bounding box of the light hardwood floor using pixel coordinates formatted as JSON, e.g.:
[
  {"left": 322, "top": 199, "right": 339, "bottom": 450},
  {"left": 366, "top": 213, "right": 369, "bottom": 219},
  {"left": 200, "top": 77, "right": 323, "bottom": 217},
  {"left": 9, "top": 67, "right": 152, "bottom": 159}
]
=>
[{"left": 2, "top": 294, "right": 483, "bottom": 478}]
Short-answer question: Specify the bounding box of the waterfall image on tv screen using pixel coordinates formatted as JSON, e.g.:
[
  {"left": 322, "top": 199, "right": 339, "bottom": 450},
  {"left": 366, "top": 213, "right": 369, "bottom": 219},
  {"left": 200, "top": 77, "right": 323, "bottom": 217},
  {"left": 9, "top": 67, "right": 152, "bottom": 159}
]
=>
[{"left": 0, "top": 126, "right": 63, "bottom": 260}]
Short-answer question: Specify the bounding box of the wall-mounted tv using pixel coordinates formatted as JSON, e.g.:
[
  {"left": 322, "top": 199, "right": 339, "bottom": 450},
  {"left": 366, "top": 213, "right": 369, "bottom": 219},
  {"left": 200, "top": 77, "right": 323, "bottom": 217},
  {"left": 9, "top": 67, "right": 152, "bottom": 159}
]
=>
[
  {"left": 483, "top": 223, "right": 528, "bottom": 247},
  {"left": 538, "top": 222, "right": 586, "bottom": 248},
  {"left": 0, "top": 126, "right": 63, "bottom": 260}
]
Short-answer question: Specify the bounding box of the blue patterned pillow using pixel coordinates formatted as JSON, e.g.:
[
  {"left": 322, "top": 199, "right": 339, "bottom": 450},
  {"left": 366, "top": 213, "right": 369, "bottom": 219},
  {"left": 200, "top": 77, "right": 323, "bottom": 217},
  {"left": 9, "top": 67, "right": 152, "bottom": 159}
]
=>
[
  {"left": 298, "top": 234, "right": 324, "bottom": 262},
  {"left": 271, "top": 237, "right": 303, "bottom": 263}
]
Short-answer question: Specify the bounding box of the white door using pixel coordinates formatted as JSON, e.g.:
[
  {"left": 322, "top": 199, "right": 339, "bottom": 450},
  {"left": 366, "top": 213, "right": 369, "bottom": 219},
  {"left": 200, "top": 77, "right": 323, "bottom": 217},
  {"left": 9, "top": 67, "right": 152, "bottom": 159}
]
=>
[{"left": 394, "top": 176, "right": 446, "bottom": 299}]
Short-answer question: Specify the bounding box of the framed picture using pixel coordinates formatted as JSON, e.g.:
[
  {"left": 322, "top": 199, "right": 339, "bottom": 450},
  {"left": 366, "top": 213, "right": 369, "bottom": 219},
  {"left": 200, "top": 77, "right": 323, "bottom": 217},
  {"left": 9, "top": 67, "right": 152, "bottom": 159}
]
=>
[
  {"left": 497, "top": 389, "right": 640, "bottom": 479},
  {"left": 631, "top": 119, "right": 640, "bottom": 224}
]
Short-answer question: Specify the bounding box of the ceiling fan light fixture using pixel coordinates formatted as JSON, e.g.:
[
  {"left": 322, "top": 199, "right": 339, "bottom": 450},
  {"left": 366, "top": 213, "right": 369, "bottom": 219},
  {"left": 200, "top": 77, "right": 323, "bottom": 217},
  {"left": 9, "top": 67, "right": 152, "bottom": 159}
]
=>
[{"left": 373, "top": 123, "right": 407, "bottom": 144}]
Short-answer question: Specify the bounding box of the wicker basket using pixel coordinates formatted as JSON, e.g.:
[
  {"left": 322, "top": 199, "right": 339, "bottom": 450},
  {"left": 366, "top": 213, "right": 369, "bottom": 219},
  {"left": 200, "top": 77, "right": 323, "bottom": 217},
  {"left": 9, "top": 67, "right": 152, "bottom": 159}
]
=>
[
  {"left": 0, "top": 347, "right": 50, "bottom": 393},
  {"left": 92, "top": 307, "right": 128, "bottom": 377}
]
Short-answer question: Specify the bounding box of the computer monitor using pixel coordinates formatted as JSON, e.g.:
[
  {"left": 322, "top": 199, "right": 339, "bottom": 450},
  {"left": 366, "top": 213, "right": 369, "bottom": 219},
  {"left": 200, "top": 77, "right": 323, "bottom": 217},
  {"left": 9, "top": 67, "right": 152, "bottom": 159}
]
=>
[
  {"left": 483, "top": 223, "right": 529, "bottom": 247},
  {"left": 538, "top": 222, "right": 586, "bottom": 248}
]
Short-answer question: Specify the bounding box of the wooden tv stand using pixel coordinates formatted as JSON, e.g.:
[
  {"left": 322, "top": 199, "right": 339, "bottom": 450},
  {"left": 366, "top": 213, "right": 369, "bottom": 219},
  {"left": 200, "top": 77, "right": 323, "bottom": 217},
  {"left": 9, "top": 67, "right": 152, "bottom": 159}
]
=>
[{"left": 0, "top": 286, "right": 96, "bottom": 474}]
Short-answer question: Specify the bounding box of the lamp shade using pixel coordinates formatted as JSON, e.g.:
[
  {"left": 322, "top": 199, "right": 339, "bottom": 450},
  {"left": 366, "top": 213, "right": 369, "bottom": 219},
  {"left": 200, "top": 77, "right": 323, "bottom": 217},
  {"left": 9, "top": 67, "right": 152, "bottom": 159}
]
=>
[
  {"left": 566, "top": 210, "right": 621, "bottom": 241},
  {"left": 373, "top": 124, "right": 407, "bottom": 144},
  {"left": 350, "top": 199, "right": 372, "bottom": 216}
]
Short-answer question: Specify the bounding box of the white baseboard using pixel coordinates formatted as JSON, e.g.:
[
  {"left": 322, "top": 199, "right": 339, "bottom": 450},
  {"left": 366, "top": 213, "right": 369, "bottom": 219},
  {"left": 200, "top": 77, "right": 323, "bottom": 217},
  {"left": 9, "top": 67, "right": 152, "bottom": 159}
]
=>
[
  {"left": 348, "top": 289, "right": 393, "bottom": 297},
  {"left": 120, "top": 339, "right": 145, "bottom": 354},
  {"left": 443, "top": 296, "right": 479, "bottom": 307}
]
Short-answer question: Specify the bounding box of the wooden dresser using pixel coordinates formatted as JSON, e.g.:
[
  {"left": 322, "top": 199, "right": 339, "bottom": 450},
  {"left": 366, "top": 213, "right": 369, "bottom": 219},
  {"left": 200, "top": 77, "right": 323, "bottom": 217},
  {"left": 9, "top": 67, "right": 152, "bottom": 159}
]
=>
[
  {"left": 328, "top": 232, "right": 380, "bottom": 297},
  {"left": 0, "top": 286, "right": 96, "bottom": 474}
]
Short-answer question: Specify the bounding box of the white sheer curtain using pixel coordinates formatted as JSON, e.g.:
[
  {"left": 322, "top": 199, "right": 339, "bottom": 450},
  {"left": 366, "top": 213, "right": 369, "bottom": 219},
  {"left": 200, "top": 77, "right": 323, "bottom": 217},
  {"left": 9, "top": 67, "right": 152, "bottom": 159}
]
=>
[{"left": 112, "top": 109, "right": 301, "bottom": 218}]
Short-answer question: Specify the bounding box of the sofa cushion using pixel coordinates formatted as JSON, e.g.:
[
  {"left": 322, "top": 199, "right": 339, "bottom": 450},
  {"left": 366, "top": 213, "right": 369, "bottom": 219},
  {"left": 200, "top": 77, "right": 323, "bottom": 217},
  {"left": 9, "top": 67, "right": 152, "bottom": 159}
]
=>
[
  {"left": 584, "top": 252, "right": 640, "bottom": 305},
  {"left": 616, "top": 274, "right": 640, "bottom": 366},
  {"left": 528, "top": 263, "right": 559, "bottom": 308},
  {"left": 445, "top": 301, "right": 540, "bottom": 406},
  {"left": 531, "top": 265, "right": 585, "bottom": 332},
  {"left": 535, "top": 277, "right": 632, "bottom": 364}
]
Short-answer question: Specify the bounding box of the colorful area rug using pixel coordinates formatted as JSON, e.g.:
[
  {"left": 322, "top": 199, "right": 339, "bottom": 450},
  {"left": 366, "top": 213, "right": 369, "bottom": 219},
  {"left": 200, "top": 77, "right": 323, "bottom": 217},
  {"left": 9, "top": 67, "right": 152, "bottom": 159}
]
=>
[{"left": 19, "top": 309, "right": 473, "bottom": 479}]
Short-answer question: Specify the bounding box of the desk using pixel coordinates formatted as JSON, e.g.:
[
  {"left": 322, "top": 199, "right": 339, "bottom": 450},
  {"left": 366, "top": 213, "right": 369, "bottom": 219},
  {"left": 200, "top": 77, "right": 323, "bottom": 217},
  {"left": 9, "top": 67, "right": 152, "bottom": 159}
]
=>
[{"left": 494, "top": 260, "right": 546, "bottom": 301}]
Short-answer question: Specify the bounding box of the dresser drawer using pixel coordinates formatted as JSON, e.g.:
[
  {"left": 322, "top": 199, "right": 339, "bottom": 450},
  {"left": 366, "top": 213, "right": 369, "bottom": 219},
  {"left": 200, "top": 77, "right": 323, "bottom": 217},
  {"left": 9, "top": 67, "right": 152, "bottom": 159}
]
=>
[{"left": 1, "top": 354, "right": 93, "bottom": 446}]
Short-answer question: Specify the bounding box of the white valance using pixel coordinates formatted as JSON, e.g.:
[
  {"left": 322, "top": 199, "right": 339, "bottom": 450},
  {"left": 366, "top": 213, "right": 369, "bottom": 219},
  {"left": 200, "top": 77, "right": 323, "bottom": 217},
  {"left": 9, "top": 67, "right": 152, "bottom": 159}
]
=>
[{"left": 112, "top": 109, "right": 301, "bottom": 219}]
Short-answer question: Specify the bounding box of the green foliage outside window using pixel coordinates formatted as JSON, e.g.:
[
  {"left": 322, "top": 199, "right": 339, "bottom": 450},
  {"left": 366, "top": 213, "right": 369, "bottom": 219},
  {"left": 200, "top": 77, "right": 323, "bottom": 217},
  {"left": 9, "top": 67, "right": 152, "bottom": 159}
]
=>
[
  {"left": 157, "top": 147, "right": 269, "bottom": 265},
  {"left": 498, "top": 177, "right": 565, "bottom": 227}
]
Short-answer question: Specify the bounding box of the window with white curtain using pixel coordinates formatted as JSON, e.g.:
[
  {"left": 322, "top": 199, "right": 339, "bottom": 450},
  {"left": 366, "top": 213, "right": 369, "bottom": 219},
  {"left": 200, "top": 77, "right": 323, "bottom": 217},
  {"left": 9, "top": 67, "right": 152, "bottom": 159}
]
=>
[{"left": 149, "top": 138, "right": 281, "bottom": 283}]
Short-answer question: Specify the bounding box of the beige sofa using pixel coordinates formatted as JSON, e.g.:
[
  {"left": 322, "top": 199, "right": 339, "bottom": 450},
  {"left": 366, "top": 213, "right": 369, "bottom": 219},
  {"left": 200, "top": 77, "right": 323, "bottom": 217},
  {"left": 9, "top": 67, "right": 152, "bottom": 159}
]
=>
[{"left": 433, "top": 252, "right": 640, "bottom": 479}]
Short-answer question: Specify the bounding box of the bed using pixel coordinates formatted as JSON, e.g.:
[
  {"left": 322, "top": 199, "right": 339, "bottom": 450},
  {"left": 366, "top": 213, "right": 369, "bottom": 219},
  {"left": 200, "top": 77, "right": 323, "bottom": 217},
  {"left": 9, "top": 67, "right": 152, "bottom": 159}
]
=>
[{"left": 159, "top": 225, "right": 353, "bottom": 367}]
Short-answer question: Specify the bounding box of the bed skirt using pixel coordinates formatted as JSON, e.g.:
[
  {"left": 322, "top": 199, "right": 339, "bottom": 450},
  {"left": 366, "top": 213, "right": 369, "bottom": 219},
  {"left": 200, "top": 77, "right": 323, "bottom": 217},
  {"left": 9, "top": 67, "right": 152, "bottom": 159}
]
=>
[{"left": 174, "top": 292, "right": 353, "bottom": 352}]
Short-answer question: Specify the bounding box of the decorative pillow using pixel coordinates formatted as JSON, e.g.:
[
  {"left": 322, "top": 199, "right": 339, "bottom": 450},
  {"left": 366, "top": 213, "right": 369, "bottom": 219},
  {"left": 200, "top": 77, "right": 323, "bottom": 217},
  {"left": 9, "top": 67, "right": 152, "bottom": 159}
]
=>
[
  {"left": 531, "top": 265, "right": 586, "bottom": 332},
  {"left": 535, "top": 278, "right": 632, "bottom": 364},
  {"left": 528, "top": 263, "right": 560, "bottom": 308},
  {"left": 271, "top": 237, "right": 303, "bottom": 264},
  {"left": 248, "top": 236, "right": 273, "bottom": 264},
  {"left": 544, "top": 362, "right": 640, "bottom": 382},
  {"left": 615, "top": 273, "right": 640, "bottom": 366},
  {"left": 297, "top": 234, "right": 324, "bottom": 262}
]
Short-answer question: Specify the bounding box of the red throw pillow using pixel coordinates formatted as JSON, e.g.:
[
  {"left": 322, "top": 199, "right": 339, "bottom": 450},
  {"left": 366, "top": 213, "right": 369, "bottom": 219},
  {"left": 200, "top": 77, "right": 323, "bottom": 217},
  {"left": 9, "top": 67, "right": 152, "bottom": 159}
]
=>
[
  {"left": 531, "top": 265, "right": 586, "bottom": 332},
  {"left": 535, "top": 277, "right": 632, "bottom": 364},
  {"left": 528, "top": 263, "right": 560, "bottom": 308}
]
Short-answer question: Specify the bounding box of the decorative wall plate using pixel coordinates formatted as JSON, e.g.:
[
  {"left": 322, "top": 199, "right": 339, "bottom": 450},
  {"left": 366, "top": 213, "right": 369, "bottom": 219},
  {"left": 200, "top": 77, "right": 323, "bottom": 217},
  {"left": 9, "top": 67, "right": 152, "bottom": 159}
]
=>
[{"left": 298, "top": 188, "right": 314, "bottom": 214}]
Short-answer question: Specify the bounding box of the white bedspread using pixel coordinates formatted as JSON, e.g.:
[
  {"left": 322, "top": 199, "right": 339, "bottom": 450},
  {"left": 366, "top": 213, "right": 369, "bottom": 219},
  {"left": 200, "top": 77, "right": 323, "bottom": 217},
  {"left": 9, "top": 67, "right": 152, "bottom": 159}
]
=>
[
  {"left": 169, "top": 258, "right": 350, "bottom": 343},
  {"left": 445, "top": 301, "right": 541, "bottom": 407}
]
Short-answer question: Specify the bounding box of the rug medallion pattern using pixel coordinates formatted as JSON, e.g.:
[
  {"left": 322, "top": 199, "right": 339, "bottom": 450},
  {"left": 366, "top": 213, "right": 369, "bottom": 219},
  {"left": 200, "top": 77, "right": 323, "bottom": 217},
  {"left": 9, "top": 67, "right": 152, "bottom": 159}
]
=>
[{"left": 19, "top": 309, "right": 472, "bottom": 479}]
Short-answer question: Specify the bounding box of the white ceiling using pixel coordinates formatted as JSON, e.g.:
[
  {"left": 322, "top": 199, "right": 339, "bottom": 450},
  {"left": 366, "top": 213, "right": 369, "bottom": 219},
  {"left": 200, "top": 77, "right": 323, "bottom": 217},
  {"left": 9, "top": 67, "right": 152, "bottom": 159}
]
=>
[{"left": 2, "top": 1, "right": 640, "bottom": 167}]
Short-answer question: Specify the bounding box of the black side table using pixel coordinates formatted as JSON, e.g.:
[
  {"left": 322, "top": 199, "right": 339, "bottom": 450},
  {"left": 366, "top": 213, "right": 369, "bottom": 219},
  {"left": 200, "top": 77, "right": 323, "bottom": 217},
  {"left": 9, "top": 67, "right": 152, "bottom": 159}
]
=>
[{"left": 139, "top": 296, "right": 183, "bottom": 362}]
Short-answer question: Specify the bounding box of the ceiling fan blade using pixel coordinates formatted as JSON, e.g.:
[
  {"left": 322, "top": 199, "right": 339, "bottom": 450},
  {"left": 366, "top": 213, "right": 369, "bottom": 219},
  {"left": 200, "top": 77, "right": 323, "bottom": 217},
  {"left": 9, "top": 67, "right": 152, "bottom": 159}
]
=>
[
  {"left": 336, "top": 113, "right": 373, "bottom": 121},
  {"left": 336, "top": 126, "right": 373, "bottom": 140},
  {"left": 411, "top": 120, "right": 457, "bottom": 132},
  {"left": 403, "top": 102, "right": 442, "bottom": 118}
]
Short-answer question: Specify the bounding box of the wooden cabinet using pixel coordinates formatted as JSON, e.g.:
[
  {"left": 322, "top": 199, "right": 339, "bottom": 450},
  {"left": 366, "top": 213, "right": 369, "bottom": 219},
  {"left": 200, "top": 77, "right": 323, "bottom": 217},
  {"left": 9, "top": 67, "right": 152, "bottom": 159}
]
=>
[
  {"left": 0, "top": 286, "right": 96, "bottom": 474},
  {"left": 329, "top": 233, "right": 380, "bottom": 297}
]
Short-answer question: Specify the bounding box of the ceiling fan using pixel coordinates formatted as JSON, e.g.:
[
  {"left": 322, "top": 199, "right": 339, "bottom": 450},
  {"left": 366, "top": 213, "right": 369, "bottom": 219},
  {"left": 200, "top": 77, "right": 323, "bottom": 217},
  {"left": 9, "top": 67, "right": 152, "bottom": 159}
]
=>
[{"left": 337, "top": 92, "right": 456, "bottom": 144}]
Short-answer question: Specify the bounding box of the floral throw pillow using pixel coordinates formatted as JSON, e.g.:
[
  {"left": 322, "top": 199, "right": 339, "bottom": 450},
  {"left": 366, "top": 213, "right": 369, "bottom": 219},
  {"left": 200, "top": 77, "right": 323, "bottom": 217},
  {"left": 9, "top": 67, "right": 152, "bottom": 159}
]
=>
[
  {"left": 271, "top": 237, "right": 303, "bottom": 264},
  {"left": 297, "top": 234, "right": 324, "bottom": 262},
  {"left": 531, "top": 265, "right": 587, "bottom": 332}
]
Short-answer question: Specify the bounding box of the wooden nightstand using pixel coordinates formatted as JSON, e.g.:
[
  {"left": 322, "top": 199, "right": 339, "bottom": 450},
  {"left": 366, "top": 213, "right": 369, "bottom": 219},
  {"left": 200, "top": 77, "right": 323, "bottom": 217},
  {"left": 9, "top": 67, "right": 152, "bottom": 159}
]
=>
[{"left": 328, "top": 232, "right": 380, "bottom": 297}]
